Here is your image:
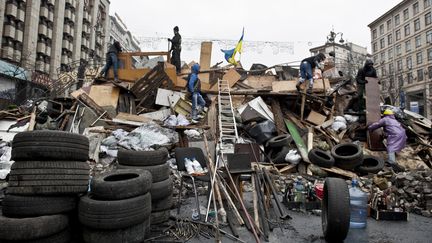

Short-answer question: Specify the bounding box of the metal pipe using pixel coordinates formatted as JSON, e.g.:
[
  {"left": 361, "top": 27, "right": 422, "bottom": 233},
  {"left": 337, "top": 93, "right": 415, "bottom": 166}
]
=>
[{"left": 262, "top": 168, "right": 291, "bottom": 220}]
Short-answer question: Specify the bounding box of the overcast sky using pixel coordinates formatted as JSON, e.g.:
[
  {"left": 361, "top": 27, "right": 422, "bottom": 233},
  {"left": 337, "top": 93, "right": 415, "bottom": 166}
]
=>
[{"left": 110, "top": 0, "right": 402, "bottom": 69}]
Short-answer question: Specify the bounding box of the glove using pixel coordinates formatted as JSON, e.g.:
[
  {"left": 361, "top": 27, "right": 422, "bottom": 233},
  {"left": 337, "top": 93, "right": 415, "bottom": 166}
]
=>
[{"left": 168, "top": 38, "right": 172, "bottom": 42}]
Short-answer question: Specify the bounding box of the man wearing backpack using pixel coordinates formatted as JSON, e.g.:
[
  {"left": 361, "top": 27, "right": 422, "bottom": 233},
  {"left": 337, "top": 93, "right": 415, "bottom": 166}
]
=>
[{"left": 188, "top": 63, "right": 205, "bottom": 123}]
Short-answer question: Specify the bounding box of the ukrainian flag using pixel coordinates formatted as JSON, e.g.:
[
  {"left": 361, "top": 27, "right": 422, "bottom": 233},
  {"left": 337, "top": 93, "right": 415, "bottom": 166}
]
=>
[{"left": 221, "top": 28, "right": 244, "bottom": 65}]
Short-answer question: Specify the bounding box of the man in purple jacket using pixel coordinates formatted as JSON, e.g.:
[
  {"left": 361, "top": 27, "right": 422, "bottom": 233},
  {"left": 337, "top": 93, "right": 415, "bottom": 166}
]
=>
[{"left": 368, "top": 109, "right": 407, "bottom": 172}]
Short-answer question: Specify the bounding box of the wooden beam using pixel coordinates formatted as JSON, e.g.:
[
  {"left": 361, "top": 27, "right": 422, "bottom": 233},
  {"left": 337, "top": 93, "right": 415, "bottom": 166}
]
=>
[{"left": 199, "top": 42, "right": 212, "bottom": 83}]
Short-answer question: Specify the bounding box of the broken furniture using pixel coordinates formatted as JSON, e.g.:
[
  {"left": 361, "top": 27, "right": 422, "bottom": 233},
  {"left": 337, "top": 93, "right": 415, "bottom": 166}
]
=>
[{"left": 175, "top": 147, "right": 211, "bottom": 220}]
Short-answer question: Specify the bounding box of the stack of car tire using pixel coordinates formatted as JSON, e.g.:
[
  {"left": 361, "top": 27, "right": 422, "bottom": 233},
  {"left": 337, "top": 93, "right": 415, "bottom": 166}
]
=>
[
  {"left": 266, "top": 134, "right": 293, "bottom": 163},
  {"left": 0, "top": 131, "right": 90, "bottom": 243},
  {"left": 117, "top": 147, "right": 173, "bottom": 225},
  {"left": 308, "top": 142, "right": 385, "bottom": 173},
  {"left": 79, "top": 169, "right": 152, "bottom": 243}
]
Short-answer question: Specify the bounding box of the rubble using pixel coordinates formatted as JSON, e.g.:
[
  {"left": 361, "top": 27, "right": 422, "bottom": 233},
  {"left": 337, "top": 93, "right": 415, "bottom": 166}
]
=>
[{"left": 0, "top": 49, "right": 431, "bottom": 243}]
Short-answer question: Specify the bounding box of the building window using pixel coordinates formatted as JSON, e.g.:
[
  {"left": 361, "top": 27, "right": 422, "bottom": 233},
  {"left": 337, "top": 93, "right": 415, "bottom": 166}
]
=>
[
  {"left": 380, "top": 38, "right": 385, "bottom": 49},
  {"left": 407, "top": 56, "right": 413, "bottom": 69},
  {"left": 396, "top": 29, "right": 401, "bottom": 41},
  {"left": 398, "top": 75, "right": 404, "bottom": 86},
  {"left": 372, "top": 29, "right": 377, "bottom": 39},
  {"left": 379, "top": 24, "right": 384, "bottom": 35},
  {"left": 425, "top": 0, "right": 432, "bottom": 8},
  {"left": 404, "top": 8, "right": 410, "bottom": 20},
  {"left": 373, "top": 42, "right": 378, "bottom": 52},
  {"left": 418, "top": 69, "right": 424, "bottom": 81},
  {"left": 414, "top": 2, "right": 420, "bottom": 14},
  {"left": 381, "top": 52, "right": 386, "bottom": 61},
  {"left": 417, "top": 52, "right": 423, "bottom": 64},
  {"left": 414, "top": 18, "right": 421, "bottom": 31},
  {"left": 428, "top": 48, "right": 432, "bottom": 61},
  {"left": 395, "top": 14, "right": 400, "bottom": 26},
  {"left": 381, "top": 67, "right": 387, "bottom": 76},
  {"left": 426, "top": 12, "right": 432, "bottom": 25},
  {"left": 427, "top": 30, "right": 432, "bottom": 43},
  {"left": 404, "top": 24, "right": 411, "bottom": 36},
  {"left": 406, "top": 40, "right": 412, "bottom": 52},
  {"left": 387, "top": 19, "right": 392, "bottom": 31},
  {"left": 428, "top": 66, "right": 432, "bottom": 79},
  {"left": 397, "top": 59, "right": 403, "bottom": 71},
  {"left": 388, "top": 34, "right": 393, "bottom": 45},
  {"left": 389, "top": 63, "right": 394, "bottom": 74},
  {"left": 396, "top": 44, "right": 402, "bottom": 56},
  {"left": 416, "top": 35, "right": 422, "bottom": 47},
  {"left": 388, "top": 48, "right": 393, "bottom": 59},
  {"left": 407, "top": 72, "right": 413, "bottom": 84}
]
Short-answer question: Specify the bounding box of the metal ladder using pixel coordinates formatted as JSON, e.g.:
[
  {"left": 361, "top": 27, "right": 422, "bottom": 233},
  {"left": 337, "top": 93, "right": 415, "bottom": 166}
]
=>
[{"left": 217, "top": 79, "right": 239, "bottom": 155}]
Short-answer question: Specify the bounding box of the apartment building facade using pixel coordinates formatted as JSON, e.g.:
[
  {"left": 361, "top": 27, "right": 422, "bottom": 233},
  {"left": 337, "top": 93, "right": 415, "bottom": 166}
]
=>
[
  {"left": 0, "top": 0, "right": 110, "bottom": 80},
  {"left": 369, "top": 0, "right": 432, "bottom": 117},
  {"left": 109, "top": 14, "right": 140, "bottom": 52}
]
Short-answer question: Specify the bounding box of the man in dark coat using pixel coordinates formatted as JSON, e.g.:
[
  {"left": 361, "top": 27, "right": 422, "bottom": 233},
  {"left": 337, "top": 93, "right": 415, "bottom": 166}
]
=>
[
  {"left": 355, "top": 59, "right": 378, "bottom": 111},
  {"left": 99, "top": 41, "right": 122, "bottom": 83},
  {"left": 296, "top": 53, "right": 326, "bottom": 93},
  {"left": 169, "top": 26, "right": 182, "bottom": 74}
]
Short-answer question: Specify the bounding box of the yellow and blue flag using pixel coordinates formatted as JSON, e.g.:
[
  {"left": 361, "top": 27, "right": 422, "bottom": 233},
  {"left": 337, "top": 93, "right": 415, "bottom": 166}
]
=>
[{"left": 221, "top": 28, "right": 244, "bottom": 65}]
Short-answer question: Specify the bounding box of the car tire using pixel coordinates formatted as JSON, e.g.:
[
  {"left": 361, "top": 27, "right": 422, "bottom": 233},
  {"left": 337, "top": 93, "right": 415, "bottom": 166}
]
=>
[
  {"left": 308, "top": 149, "right": 335, "bottom": 168},
  {"left": 356, "top": 155, "right": 385, "bottom": 174},
  {"left": 117, "top": 163, "right": 170, "bottom": 183},
  {"left": 331, "top": 143, "right": 364, "bottom": 170},
  {"left": 322, "top": 177, "right": 350, "bottom": 242},
  {"left": 91, "top": 169, "right": 152, "bottom": 200},
  {"left": 118, "top": 148, "right": 168, "bottom": 166}
]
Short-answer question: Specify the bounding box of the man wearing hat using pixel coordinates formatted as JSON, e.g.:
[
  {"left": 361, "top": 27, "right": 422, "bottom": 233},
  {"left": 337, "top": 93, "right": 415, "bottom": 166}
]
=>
[
  {"left": 368, "top": 109, "right": 407, "bottom": 172},
  {"left": 168, "top": 26, "right": 182, "bottom": 73}
]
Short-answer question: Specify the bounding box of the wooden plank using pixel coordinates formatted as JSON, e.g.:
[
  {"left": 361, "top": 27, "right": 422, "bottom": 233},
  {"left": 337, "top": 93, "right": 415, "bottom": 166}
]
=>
[
  {"left": 365, "top": 77, "right": 386, "bottom": 151},
  {"left": 285, "top": 119, "right": 310, "bottom": 163},
  {"left": 89, "top": 85, "right": 120, "bottom": 109},
  {"left": 321, "top": 166, "right": 358, "bottom": 178},
  {"left": 115, "top": 112, "right": 152, "bottom": 123},
  {"left": 210, "top": 69, "right": 241, "bottom": 91},
  {"left": 306, "top": 110, "right": 327, "bottom": 126},
  {"left": 307, "top": 127, "right": 313, "bottom": 152},
  {"left": 243, "top": 75, "right": 276, "bottom": 90},
  {"left": 199, "top": 41, "right": 212, "bottom": 83},
  {"left": 272, "top": 80, "right": 296, "bottom": 92},
  {"left": 270, "top": 99, "right": 288, "bottom": 135},
  {"left": 279, "top": 164, "right": 297, "bottom": 173}
]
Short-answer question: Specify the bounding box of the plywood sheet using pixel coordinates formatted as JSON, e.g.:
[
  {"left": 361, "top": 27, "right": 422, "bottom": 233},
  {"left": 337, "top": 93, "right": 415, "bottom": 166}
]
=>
[
  {"left": 199, "top": 42, "right": 212, "bottom": 83},
  {"left": 365, "top": 77, "right": 386, "bottom": 151},
  {"left": 306, "top": 110, "right": 327, "bottom": 126},
  {"left": 243, "top": 75, "right": 276, "bottom": 90},
  {"left": 89, "top": 85, "right": 120, "bottom": 109},
  {"left": 155, "top": 88, "right": 185, "bottom": 107},
  {"left": 210, "top": 69, "right": 241, "bottom": 91},
  {"left": 272, "top": 81, "right": 296, "bottom": 92}
]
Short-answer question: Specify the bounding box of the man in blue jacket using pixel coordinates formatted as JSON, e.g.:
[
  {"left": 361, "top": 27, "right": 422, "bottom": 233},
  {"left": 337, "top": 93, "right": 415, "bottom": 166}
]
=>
[
  {"left": 296, "top": 53, "right": 326, "bottom": 93},
  {"left": 188, "top": 63, "right": 205, "bottom": 123}
]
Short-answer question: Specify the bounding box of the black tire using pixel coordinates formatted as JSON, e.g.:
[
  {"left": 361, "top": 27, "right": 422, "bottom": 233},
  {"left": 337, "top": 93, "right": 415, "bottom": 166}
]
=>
[
  {"left": 151, "top": 210, "right": 170, "bottom": 225},
  {"left": 117, "top": 163, "right": 170, "bottom": 183},
  {"left": 331, "top": 143, "right": 364, "bottom": 170},
  {"left": 91, "top": 169, "right": 152, "bottom": 200},
  {"left": 0, "top": 229, "right": 71, "bottom": 243},
  {"left": 2, "top": 194, "right": 77, "bottom": 217},
  {"left": 152, "top": 194, "right": 173, "bottom": 212},
  {"left": 322, "top": 177, "right": 350, "bottom": 242},
  {"left": 82, "top": 220, "right": 147, "bottom": 243},
  {"left": 12, "top": 131, "right": 89, "bottom": 161},
  {"left": 270, "top": 146, "right": 290, "bottom": 164},
  {"left": 266, "top": 134, "right": 292, "bottom": 148},
  {"left": 356, "top": 155, "right": 385, "bottom": 174},
  {"left": 0, "top": 212, "right": 69, "bottom": 241},
  {"left": 9, "top": 174, "right": 90, "bottom": 181},
  {"left": 118, "top": 147, "right": 168, "bottom": 166},
  {"left": 79, "top": 193, "right": 151, "bottom": 230},
  {"left": 150, "top": 177, "right": 173, "bottom": 201},
  {"left": 11, "top": 161, "right": 90, "bottom": 171},
  {"left": 308, "top": 149, "right": 335, "bottom": 168}
]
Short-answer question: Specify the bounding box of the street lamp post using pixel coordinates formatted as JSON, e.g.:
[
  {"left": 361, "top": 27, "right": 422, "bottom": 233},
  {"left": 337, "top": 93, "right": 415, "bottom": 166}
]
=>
[{"left": 327, "top": 30, "right": 345, "bottom": 72}]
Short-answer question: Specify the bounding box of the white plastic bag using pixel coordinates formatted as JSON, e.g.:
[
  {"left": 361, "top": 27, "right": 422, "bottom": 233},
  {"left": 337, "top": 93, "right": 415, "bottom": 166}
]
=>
[
  {"left": 331, "top": 121, "right": 347, "bottom": 132},
  {"left": 285, "top": 149, "right": 301, "bottom": 165}
]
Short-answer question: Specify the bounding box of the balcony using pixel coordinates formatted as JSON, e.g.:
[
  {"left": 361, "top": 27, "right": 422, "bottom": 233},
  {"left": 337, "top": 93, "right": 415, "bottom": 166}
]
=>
[
  {"left": 47, "top": 28, "right": 52, "bottom": 38},
  {"left": 37, "top": 42, "right": 47, "bottom": 54},
  {"left": 46, "top": 46, "right": 51, "bottom": 56},
  {"left": 40, "top": 6, "right": 49, "bottom": 19},
  {"left": 6, "top": 3, "right": 18, "bottom": 17},
  {"left": 65, "top": 9, "right": 72, "bottom": 20},
  {"left": 38, "top": 24, "right": 48, "bottom": 36},
  {"left": 44, "top": 63, "right": 50, "bottom": 73},
  {"left": 1, "top": 46, "right": 14, "bottom": 60},
  {"left": 15, "top": 29, "right": 23, "bottom": 42},
  {"left": 62, "top": 40, "right": 69, "bottom": 49},
  {"left": 3, "top": 25, "right": 16, "bottom": 38},
  {"left": 16, "top": 9, "right": 25, "bottom": 22},
  {"left": 63, "top": 24, "right": 70, "bottom": 34},
  {"left": 13, "top": 50, "right": 22, "bottom": 62},
  {"left": 35, "top": 60, "right": 45, "bottom": 72},
  {"left": 48, "top": 11, "right": 54, "bottom": 22},
  {"left": 61, "top": 55, "right": 68, "bottom": 64}
]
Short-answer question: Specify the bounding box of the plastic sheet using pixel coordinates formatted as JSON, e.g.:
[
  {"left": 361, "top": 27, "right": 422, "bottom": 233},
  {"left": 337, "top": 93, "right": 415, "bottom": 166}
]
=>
[{"left": 285, "top": 149, "right": 301, "bottom": 165}]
